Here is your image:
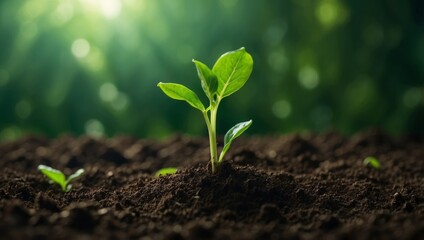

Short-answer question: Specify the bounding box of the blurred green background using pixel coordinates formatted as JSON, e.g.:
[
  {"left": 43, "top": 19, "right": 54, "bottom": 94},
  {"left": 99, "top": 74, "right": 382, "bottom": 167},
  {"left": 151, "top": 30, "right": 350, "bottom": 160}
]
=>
[{"left": 0, "top": 0, "right": 423, "bottom": 140}]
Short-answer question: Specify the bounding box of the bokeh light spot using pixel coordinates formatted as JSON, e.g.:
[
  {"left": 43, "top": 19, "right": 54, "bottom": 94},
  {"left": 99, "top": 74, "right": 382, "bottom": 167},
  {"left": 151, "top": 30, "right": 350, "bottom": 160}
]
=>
[
  {"left": 219, "top": 0, "right": 239, "bottom": 8},
  {"left": 317, "top": 1, "right": 337, "bottom": 24},
  {"left": 263, "top": 23, "right": 287, "bottom": 46},
  {"left": 298, "top": 66, "right": 319, "bottom": 89},
  {"left": 100, "top": 0, "right": 122, "bottom": 19},
  {"left": 15, "top": 100, "right": 32, "bottom": 119},
  {"left": 111, "top": 93, "right": 129, "bottom": 111},
  {"left": 85, "top": 119, "right": 105, "bottom": 137},
  {"left": 403, "top": 88, "right": 422, "bottom": 108},
  {"left": 84, "top": 47, "right": 106, "bottom": 72},
  {"left": 268, "top": 48, "right": 289, "bottom": 73},
  {"left": 0, "top": 126, "right": 23, "bottom": 141},
  {"left": 316, "top": 0, "right": 347, "bottom": 28},
  {"left": 83, "top": 0, "right": 122, "bottom": 19},
  {"left": 99, "top": 83, "right": 119, "bottom": 102},
  {"left": 272, "top": 100, "right": 291, "bottom": 119},
  {"left": 71, "top": 38, "right": 91, "bottom": 58},
  {"left": 51, "top": 2, "right": 74, "bottom": 26}
]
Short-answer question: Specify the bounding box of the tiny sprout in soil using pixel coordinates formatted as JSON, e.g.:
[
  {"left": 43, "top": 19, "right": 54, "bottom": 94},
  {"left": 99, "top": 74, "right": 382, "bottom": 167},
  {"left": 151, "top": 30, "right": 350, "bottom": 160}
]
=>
[
  {"left": 155, "top": 167, "right": 178, "bottom": 177},
  {"left": 38, "top": 165, "right": 85, "bottom": 192},
  {"left": 363, "top": 156, "right": 381, "bottom": 169},
  {"left": 158, "top": 47, "right": 253, "bottom": 173}
]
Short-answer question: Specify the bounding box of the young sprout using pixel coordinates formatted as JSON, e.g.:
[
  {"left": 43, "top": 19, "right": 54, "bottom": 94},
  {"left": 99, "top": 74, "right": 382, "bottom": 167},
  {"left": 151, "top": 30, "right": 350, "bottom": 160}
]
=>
[
  {"left": 38, "top": 165, "right": 85, "bottom": 192},
  {"left": 158, "top": 47, "right": 253, "bottom": 173},
  {"left": 155, "top": 167, "right": 178, "bottom": 177},
  {"left": 363, "top": 156, "right": 381, "bottom": 169}
]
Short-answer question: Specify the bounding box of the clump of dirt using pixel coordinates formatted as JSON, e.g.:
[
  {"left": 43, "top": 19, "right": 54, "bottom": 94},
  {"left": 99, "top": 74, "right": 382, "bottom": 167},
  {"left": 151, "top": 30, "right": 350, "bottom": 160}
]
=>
[{"left": 0, "top": 130, "right": 423, "bottom": 239}]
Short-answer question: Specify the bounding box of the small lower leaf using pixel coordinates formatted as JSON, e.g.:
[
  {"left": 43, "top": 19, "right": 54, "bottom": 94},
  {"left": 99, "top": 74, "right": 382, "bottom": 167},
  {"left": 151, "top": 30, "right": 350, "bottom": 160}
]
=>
[
  {"left": 363, "top": 156, "right": 381, "bottom": 169},
  {"left": 67, "top": 169, "right": 85, "bottom": 184},
  {"left": 38, "top": 165, "right": 67, "bottom": 191},
  {"left": 155, "top": 167, "right": 178, "bottom": 177},
  {"left": 219, "top": 120, "right": 252, "bottom": 162}
]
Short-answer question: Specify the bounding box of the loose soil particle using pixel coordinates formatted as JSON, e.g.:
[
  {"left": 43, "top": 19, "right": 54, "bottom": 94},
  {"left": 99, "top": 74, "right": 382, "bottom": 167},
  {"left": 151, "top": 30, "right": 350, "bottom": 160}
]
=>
[{"left": 0, "top": 130, "right": 423, "bottom": 239}]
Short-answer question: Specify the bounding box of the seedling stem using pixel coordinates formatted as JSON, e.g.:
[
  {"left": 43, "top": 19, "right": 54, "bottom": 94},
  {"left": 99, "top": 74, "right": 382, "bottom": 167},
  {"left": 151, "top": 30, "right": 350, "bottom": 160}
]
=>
[{"left": 158, "top": 48, "right": 253, "bottom": 173}]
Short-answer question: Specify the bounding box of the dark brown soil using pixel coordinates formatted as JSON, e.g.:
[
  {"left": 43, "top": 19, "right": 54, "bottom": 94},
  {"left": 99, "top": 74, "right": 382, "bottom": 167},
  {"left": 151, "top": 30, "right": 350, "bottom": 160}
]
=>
[{"left": 1, "top": 130, "right": 423, "bottom": 239}]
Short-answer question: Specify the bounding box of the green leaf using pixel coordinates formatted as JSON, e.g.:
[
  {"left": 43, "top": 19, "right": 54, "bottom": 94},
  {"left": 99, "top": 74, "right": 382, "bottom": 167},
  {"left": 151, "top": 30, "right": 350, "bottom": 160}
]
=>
[
  {"left": 219, "top": 120, "right": 252, "bottom": 162},
  {"left": 363, "top": 156, "right": 381, "bottom": 169},
  {"left": 155, "top": 167, "right": 178, "bottom": 177},
  {"left": 38, "top": 165, "right": 67, "bottom": 191},
  {"left": 158, "top": 82, "right": 205, "bottom": 111},
  {"left": 212, "top": 47, "right": 253, "bottom": 99},
  {"left": 66, "top": 169, "right": 85, "bottom": 184},
  {"left": 193, "top": 60, "right": 218, "bottom": 100}
]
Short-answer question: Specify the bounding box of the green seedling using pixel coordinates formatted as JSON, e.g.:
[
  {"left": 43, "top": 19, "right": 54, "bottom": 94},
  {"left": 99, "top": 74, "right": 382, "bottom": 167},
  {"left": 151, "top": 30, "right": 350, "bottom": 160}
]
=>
[
  {"left": 363, "top": 156, "right": 381, "bottom": 169},
  {"left": 158, "top": 47, "right": 253, "bottom": 173},
  {"left": 38, "top": 165, "right": 85, "bottom": 192},
  {"left": 155, "top": 167, "right": 178, "bottom": 177}
]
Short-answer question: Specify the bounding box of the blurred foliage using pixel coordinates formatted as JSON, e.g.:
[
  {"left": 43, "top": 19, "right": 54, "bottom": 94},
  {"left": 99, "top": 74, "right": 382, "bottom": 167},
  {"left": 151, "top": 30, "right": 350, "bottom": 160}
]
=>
[{"left": 0, "top": 0, "right": 423, "bottom": 140}]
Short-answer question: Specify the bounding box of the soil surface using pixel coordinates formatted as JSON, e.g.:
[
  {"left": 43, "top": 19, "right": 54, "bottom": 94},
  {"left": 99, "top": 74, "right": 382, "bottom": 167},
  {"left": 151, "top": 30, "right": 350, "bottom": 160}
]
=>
[{"left": 0, "top": 130, "right": 423, "bottom": 239}]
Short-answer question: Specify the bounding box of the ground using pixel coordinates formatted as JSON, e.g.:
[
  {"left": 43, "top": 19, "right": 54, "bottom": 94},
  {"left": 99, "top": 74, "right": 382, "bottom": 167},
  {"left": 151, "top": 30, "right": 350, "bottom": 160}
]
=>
[{"left": 0, "top": 129, "right": 423, "bottom": 239}]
